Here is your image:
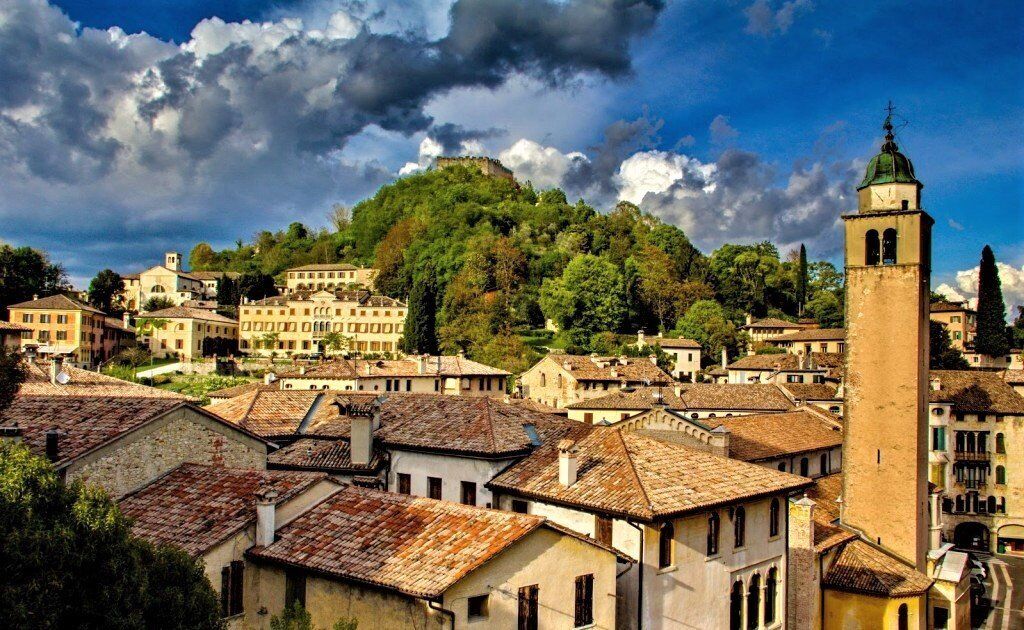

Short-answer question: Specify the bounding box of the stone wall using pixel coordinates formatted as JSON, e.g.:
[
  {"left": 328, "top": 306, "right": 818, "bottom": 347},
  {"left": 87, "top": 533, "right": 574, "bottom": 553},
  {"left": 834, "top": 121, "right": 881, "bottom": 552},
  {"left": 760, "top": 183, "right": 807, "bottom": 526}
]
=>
[
  {"left": 787, "top": 497, "right": 817, "bottom": 630},
  {"left": 68, "top": 407, "right": 266, "bottom": 498}
]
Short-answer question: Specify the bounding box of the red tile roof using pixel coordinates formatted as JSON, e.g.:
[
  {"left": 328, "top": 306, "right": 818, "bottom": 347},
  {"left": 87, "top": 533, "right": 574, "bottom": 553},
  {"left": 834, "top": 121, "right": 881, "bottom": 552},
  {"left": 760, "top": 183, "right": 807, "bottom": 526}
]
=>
[
  {"left": 139, "top": 306, "right": 238, "bottom": 324},
  {"left": 542, "top": 354, "right": 672, "bottom": 384},
  {"left": 703, "top": 408, "right": 843, "bottom": 462},
  {"left": 566, "top": 384, "right": 796, "bottom": 413},
  {"left": 120, "top": 463, "right": 329, "bottom": 556},
  {"left": 268, "top": 438, "right": 380, "bottom": 473},
  {"left": 929, "top": 370, "right": 1024, "bottom": 414},
  {"left": 17, "top": 362, "right": 189, "bottom": 399},
  {"left": 779, "top": 383, "right": 840, "bottom": 401},
  {"left": 1004, "top": 369, "right": 1024, "bottom": 386},
  {"left": 7, "top": 293, "right": 104, "bottom": 314},
  {"left": 247, "top": 485, "right": 550, "bottom": 598},
  {"left": 276, "top": 355, "right": 509, "bottom": 380},
  {"left": 772, "top": 328, "right": 845, "bottom": 342},
  {"left": 0, "top": 320, "right": 30, "bottom": 332},
  {"left": 823, "top": 540, "right": 933, "bottom": 597},
  {"left": 930, "top": 301, "right": 973, "bottom": 314},
  {"left": 650, "top": 337, "right": 701, "bottom": 349},
  {"left": 805, "top": 474, "right": 856, "bottom": 552},
  {"left": 489, "top": 426, "right": 812, "bottom": 523},
  {"left": 742, "top": 318, "right": 808, "bottom": 330}
]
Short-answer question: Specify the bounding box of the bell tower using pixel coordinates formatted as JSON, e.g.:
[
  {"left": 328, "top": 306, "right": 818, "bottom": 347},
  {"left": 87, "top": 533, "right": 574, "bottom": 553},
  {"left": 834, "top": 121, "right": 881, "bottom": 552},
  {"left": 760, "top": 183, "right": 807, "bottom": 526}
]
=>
[{"left": 840, "top": 109, "right": 932, "bottom": 570}]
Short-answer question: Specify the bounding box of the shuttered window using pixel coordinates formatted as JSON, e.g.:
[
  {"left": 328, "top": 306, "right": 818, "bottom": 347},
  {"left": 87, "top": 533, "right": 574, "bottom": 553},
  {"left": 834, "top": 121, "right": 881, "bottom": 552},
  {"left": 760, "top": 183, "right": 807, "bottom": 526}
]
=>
[
  {"left": 220, "top": 560, "right": 244, "bottom": 617},
  {"left": 518, "top": 585, "right": 539, "bottom": 630},
  {"left": 574, "top": 574, "right": 593, "bottom": 628}
]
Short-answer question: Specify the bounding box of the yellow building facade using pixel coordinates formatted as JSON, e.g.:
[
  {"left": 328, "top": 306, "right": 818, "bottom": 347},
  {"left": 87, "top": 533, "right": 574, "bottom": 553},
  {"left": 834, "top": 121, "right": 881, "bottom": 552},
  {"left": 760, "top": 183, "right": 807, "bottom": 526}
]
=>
[
  {"left": 7, "top": 294, "right": 133, "bottom": 366},
  {"left": 283, "top": 263, "right": 376, "bottom": 293},
  {"left": 139, "top": 306, "right": 239, "bottom": 360}
]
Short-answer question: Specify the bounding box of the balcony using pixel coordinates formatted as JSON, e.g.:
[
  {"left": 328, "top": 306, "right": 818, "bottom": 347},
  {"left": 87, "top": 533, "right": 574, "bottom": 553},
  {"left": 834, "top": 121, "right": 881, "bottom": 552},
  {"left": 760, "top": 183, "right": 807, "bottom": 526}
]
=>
[{"left": 954, "top": 450, "right": 990, "bottom": 462}]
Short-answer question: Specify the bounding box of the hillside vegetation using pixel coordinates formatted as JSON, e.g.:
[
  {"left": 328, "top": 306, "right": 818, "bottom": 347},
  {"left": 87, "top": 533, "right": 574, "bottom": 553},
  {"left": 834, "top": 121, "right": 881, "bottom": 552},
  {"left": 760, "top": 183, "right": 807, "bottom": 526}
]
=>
[{"left": 190, "top": 165, "right": 845, "bottom": 371}]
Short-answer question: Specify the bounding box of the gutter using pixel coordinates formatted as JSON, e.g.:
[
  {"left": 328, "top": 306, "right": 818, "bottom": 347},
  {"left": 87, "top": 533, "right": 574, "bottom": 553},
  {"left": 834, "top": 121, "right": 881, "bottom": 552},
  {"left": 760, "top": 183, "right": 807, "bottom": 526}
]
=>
[
  {"left": 626, "top": 519, "right": 645, "bottom": 630},
  {"left": 428, "top": 599, "right": 455, "bottom": 630}
]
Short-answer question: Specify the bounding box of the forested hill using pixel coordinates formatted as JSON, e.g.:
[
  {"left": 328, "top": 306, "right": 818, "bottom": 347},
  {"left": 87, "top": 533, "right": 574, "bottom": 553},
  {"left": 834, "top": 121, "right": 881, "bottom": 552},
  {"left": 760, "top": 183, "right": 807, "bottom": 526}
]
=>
[{"left": 188, "top": 165, "right": 845, "bottom": 370}]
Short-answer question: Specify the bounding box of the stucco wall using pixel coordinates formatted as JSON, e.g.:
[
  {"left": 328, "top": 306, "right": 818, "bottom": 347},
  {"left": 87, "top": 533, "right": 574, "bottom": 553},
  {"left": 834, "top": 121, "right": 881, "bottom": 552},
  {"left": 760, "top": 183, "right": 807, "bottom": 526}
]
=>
[
  {"left": 389, "top": 449, "right": 511, "bottom": 508},
  {"left": 823, "top": 591, "right": 925, "bottom": 630},
  {"left": 68, "top": 407, "right": 266, "bottom": 498}
]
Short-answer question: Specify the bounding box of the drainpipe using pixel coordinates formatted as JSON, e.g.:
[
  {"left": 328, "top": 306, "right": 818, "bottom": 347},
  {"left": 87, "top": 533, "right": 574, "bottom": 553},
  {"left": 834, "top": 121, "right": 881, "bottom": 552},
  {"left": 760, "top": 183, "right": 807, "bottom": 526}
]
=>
[
  {"left": 626, "top": 520, "right": 645, "bottom": 630},
  {"left": 428, "top": 599, "right": 455, "bottom": 630}
]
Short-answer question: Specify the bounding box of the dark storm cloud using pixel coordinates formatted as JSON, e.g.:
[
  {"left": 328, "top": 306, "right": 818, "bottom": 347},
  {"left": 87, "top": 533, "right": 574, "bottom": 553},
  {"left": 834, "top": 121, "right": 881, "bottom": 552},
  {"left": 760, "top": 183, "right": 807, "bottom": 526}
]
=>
[{"left": 426, "top": 123, "right": 504, "bottom": 155}]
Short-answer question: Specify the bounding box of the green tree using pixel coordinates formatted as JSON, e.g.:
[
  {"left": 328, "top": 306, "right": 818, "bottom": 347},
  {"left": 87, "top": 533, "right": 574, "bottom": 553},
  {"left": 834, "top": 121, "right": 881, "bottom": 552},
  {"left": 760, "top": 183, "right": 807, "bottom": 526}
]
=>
[
  {"left": 674, "top": 300, "right": 743, "bottom": 365},
  {"left": 322, "top": 331, "right": 350, "bottom": 355},
  {"left": 631, "top": 245, "right": 683, "bottom": 332},
  {"left": 189, "top": 243, "right": 217, "bottom": 270},
  {"left": 805, "top": 291, "right": 844, "bottom": 328},
  {"left": 239, "top": 272, "right": 278, "bottom": 301},
  {"left": 0, "top": 442, "right": 223, "bottom": 629},
  {"left": 88, "top": 269, "right": 125, "bottom": 314},
  {"left": 539, "top": 254, "right": 626, "bottom": 343},
  {"left": 216, "top": 276, "right": 240, "bottom": 306},
  {"left": 143, "top": 296, "right": 176, "bottom": 312},
  {"left": 1011, "top": 306, "right": 1024, "bottom": 350},
  {"left": 975, "top": 245, "right": 1010, "bottom": 357},
  {"left": 0, "top": 245, "right": 69, "bottom": 317},
  {"left": 402, "top": 273, "right": 439, "bottom": 355},
  {"left": 796, "top": 244, "right": 808, "bottom": 314},
  {"left": 929, "top": 321, "right": 970, "bottom": 370},
  {"left": 0, "top": 348, "right": 27, "bottom": 413}
]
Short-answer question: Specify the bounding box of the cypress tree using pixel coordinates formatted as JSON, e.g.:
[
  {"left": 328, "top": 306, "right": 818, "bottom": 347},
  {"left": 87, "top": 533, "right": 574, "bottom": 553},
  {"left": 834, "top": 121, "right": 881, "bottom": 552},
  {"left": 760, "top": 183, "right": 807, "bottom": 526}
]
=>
[
  {"left": 796, "top": 244, "right": 808, "bottom": 315},
  {"left": 402, "top": 275, "right": 439, "bottom": 355},
  {"left": 975, "top": 245, "right": 1010, "bottom": 357}
]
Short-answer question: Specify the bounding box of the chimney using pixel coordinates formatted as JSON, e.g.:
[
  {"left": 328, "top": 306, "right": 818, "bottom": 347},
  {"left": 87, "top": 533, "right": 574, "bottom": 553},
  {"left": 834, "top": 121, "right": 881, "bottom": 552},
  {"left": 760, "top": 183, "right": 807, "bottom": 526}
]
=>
[
  {"left": 0, "top": 425, "right": 22, "bottom": 444},
  {"left": 417, "top": 355, "right": 426, "bottom": 375},
  {"left": 364, "top": 362, "right": 372, "bottom": 376},
  {"left": 255, "top": 486, "right": 279, "bottom": 547},
  {"left": 637, "top": 329, "right": 646, "bottom": 348},
  {"left": 708, "top": 425, "right": 730, "bottom": 457},
  {"left": 929, "top": 488, "right": 944, "bottom": 551},
  {"left": 930, "top": 377, "right": 941, "bottom": 391},
  {"left": 721, "top": 347, "right": 728, "bottom": 368},
  {"left": 558, "top": 439, "right": 579, "bottom": 487},
  {"left": 33, "top": 294, "right": 39, "bottom": 301},
  {"left": 45, "top": 429, "right": 60, "bottom": 462},
  {"left": 648, "top": 354, "right": 658, "bottom": 366},
  {"left": 263, "top": 372, "right": 277, "bottom": 385},
  {"left": 50, "top": 357, "right": 64, "bottom": 385},
  {"left": 299, "top": 365, "right": 306, "bottom": 375},
  {"left": 745, "top": 313, "right": 753, "bottom": 326},
  {"left": 122, "top": 312, "right": 131, "bottom": 328},
  {"left": 835, "top": 380, "right": 845, "bottom": 399},
  {"left": 787, "top": 496, "right": 817, "bottom": 630},
  {"left": 350, "top": 411, "right": 376, "bottom": 466}
]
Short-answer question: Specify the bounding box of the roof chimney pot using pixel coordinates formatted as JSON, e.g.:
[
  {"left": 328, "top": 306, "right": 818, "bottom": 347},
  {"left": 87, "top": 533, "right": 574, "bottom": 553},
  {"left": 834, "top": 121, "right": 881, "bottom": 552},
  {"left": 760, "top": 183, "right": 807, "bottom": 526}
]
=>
[
  {"left": 255, "top": 486, "right": 279, "bottom": 547},
  {"left": 558, "top": 439, "right": 579, "bottom": 487}
]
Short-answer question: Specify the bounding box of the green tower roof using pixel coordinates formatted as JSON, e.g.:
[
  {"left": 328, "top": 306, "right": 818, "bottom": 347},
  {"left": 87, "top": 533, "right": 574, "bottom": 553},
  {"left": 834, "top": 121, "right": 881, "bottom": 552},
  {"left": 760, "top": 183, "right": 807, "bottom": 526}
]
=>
[{"left": 857, "top": 116, "right": 921, "bottom": 191}]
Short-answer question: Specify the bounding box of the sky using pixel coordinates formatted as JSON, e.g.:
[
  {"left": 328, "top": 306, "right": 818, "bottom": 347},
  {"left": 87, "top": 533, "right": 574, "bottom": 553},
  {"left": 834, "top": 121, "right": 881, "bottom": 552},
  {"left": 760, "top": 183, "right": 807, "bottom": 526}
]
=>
[{"left": 1, "top": 0, "right": 1022, "bottom": 313}]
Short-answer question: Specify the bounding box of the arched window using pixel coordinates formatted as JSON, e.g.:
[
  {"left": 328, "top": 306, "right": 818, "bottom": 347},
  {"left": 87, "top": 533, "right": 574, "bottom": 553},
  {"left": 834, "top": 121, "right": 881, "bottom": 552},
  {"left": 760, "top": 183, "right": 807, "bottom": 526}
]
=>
[
  {"left": 865, "top": 230, "right": 880, "bottom": 265},
  {"left": 820, "top": 453, "right": 829, "bottom": 475},
  {"left": 988, "top": 496, "right": 997, "bottom": 513},
  {"left": 997, "top": 465, "right": 1006, "bottom": 484},
  {"left": 150, "top": 284, "right": 166, "bottom": 293},
  {"left": 764, "top": 568, "right": 778, "bottom": 625},
  {"left": 707, "top": 512, "right": 720, "bottom": 556},
  {"left": 800, "top": 457, "right": 809, "bottom": 477},
  {"left": 897, "top": 603, "right": 908, "bottom": 630},
  {"left": 734, "top": 506, "right": 746, "bottom": 548},
  {"left": 966, "top": 432, "right": 976, "bottom": 452},
  {"left": 997, "top": 433, "right": 1005, "bottom": 454},
  {"left": 658, "top": 522, "right": 674, "bottom": 568},
  {"left": 540, "top": 373, "right": 546, "bottom": 387},
  {"left": 882, "top": 228, "right": 898, "bottom": 264},
  {"left": 769, "top": 498, "right": 780, "bottom": 537},
  {"left": 730, "top": 581, "right": 743, "bottom": 630},
  {"left": 746, "top": 574, "right": 761, "bottom": 630}
]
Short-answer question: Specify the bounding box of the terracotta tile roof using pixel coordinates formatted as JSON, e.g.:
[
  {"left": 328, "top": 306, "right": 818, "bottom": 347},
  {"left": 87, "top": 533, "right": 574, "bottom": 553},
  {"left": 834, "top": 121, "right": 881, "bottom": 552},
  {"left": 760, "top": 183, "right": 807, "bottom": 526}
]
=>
[
  {"left": 207, "top": 381, "right": 272, "bottom": 400},
  {"left": 373, "top": 395, "right": 576, "bottom": 457},
  {"left": 650, "top": 337, "right": 701, "bottom": 349},
  {"left": 0, "top": 320, "right": 31, "bottom": 331},
  {"left": 779, "top": 383, "right": 840, "bottom": 401},
  {"left": 565, "top": 386, "right": 685, "bottom": 411},
  {"left": 544, "top": 354, "right": 672, "bottom": 384},
  {"left": 931, "top": 301, "right": 973, "bottom": 314},
  {"left": 187, "top": 271, "right": 241, "bottom": 280},
  {"left": 823, "top": 540, "right": 933, "bottom": 597},
  {"left": 1, "top": 396, "right": 187, "bottom": 467},
  {"left": 773, "top": 328, "right": 846, "bottom": 342},
  {"left": 103, "top": 317, "right": 135, "bottom": 333},
  {"left": 489, "top": 427, "right": 812, "bottom": 522},
  {"left": 204, "top": 390, "right": 326, "bottom": 438},
  {"left": 268, "top": 438, "right": 380, "bottom": 473},
  {"left": 17, "top": 362, "right": 189, "bottom": 399},
  {"left": 728, "top": 354, "right": 800, "bottom": 371},
  {"left": 929, "top": 370, "right": 1024, "bottom": 414},
  {"left": 140, "top": 306, "right": 238, "bottom": 324},
  {"left": 505, "top": 397, "right": 568, "bottom": 415},
  {"left": 120, "top": 463, "right": 329, "bottom": 556},
  {"left": 287, "top": 263, "right": 360, "bottom": 272},
  {"left": 7, "top": 293, "right": 104, "bottom": 314},
  {"left": 276, "top": 355, "right": 509, "bottom": 380},
  {"left": 1004, "top": 369, "right": 1024, "bottom": 385},
  {"left": 247, "top": 485, "right": 548, "bottom": 598},
  {"left": 253, "top": 290, "right": 403, "bottom": 308},
  {"left": 742, "top": 318, "right": 808, "bottom": 330},
  {"left": 804, "top": 473, "right": 855, "bottom": 552},
  {"left": 677, "top": 383, "right": 795, "bottom": 412},
  {"left": 703, "top": 408, "right": 843, "bottom": 462}
]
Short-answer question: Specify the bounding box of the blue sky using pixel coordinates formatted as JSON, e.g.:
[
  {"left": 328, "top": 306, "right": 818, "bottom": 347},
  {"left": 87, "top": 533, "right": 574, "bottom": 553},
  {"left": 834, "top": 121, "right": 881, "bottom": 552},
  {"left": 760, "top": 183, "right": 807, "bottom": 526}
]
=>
[{"left": 3, "top": 0, "right": 1022, "bottom": 308}]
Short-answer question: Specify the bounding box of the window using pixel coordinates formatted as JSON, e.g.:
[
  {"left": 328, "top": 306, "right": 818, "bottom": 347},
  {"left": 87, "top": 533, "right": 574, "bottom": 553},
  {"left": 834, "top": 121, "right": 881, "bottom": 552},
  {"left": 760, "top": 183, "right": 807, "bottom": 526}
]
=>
[
  {"left": 427, "top": 477, "right": 442, "bottom": 500},
  {"left": 897, "top": 603, "right": 908, "bottom": 630},
  {"left": 405, "top": 379, "right": 412, "bottom": 392},
  {"left": 734, "top": 507, "right": 746, "bottom": 548},
  {"left": 468, "top": 594, "right": 489, "bottom": 620},
  {"left": 658, "top": 521, "right": 674, "bottom": 568},
  {"left": 882, "top": 228, "right": 898, "bottom": 264},
  {"left": 284, "top": 569, "right": 306, "bottom": 609},
  {"left": 764, "top": 568, "right": 778, "bottom": 625},
  {"left": 707, "top": 512, "right": 720, "bottom": 556},
  {"left": 997, "top": 466, "right": 1006, "bottom": 485},
  {"left": 574, "top": 574, "right": 594, "bottom": 628},
  {"left": 39, "top": 314, "right": 51, "bottom": 324},
  {"left": 820, "top": 453, "right": 829, "bottom": 475},
  {"left": 584, "top": 412, "right": 594, "bottom": 423},
  {"left": 730, "top": 581, "right": 743, "bottom": 630},
  {"left": 865, "top": 229, "right": 880, "bottom": 265},
  {"left": 596, "top": 515, "right": 613, "bottom": 545},
  {"left": 461, "top": 481, "right": 477, "bottom": 506},
  {"left": 56, "top": 331, "right": 67, "bottom": 341},
  {"left": 933, "top": 606, "right": 949, "bottom": 630},
  {"left": 997, "top": 433, "right": 1006, "bottom": 454},
  {"left": 220, "top": 561, "right": 244, "bottom": 617},
  {"left": 769, "top": 499, "right": 780, "bottom": 537},
  {"left": 786, "top": 374, "right": 804, "bottom": 383},
  {"left": 932, "top": 427, "right": 946, "bottom": 451},
  {"left": 397, "top": 473, "right": 411, "bottom": 495},
  {"left": 799, "top": 457, "right": 809, "bottom": 477},
  {"left": 511, "top": 499, "right": 529, "bottom": 514},
  {"left": 518, "top": 585, "right": 539, "bottom": 630},
  {"left": 746, "top": 574, "right": 760, "bottom": 630},
  {"left": 22, "top": 313, "right": 33, "bottom": 323},
  {"left": 777, "top": 462, "right": 786, "bottom": 472}
]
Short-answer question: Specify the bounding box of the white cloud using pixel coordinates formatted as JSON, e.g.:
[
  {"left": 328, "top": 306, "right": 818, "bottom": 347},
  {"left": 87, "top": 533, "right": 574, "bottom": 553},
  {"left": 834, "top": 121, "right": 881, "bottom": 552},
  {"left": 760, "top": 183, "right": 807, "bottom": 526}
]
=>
[
  {"left": 744, "top": 0, "right": 814, "bottom": 36},
  {"left": 499, "top": 139, "right": 588, "bottom": 190},
  {"left": 939, "top": 262, "right": 1024, "bottom": 319},
  {"left": 616, "top": 151, "right": 715, "bottom": 205},
  {"left": 709, "top": 114, "right": 739, "bottom": 144}
]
